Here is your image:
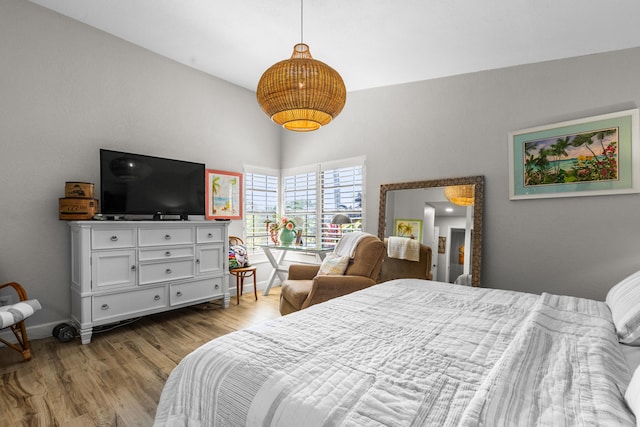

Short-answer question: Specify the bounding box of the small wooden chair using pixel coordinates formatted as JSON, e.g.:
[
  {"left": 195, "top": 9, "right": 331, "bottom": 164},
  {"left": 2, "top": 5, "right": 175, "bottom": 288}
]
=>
[
  {"left": 229, "top": 236, "right": 257, "bottom": 304},
  {"left": 0, "top": 282, "right": 41, "bottom": 361}
]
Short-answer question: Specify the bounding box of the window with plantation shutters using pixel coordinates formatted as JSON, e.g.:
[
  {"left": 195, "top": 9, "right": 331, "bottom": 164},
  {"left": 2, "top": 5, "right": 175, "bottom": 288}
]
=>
[
  {"left": 245, "top": 157, "right": 364, "bottom": 253},
  {"left": 283, "top": 170, "right": 318, "bottom": 247},
  {"left": 321, "top": 162, "right": 363, "bottom": 248},
  {"left": 281, "top": 157, "right": 364, "bottom": 250},
  {"left": 244, "top": 170, "right": 278, "bottom": 251}
]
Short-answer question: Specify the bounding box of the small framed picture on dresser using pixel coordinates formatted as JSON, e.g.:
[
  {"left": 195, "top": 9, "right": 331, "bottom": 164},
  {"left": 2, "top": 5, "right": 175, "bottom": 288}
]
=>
[{"left": 205, "top": 169, "right": 243, "bottom": 220}]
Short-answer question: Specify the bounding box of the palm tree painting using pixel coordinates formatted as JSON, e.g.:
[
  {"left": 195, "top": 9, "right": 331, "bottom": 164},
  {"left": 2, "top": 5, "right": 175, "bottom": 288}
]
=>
[
  {"left": 511, "top": 110, "right": 639, "bottom": 200},
  {"left": 210, "top": 175, "right": 220, "bottom": 213},
  {"left": 394, "top": 219, "right": 422, "bottom": 241},
  {"left": 523, "top": 127, "right": 618, "bottom": 187},
  {"left": 205, "top": 170, "right": 243, "bottom": 220}
]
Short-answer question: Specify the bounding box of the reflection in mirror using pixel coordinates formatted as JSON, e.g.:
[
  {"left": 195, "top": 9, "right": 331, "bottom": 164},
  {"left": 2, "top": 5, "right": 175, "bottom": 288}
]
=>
[{"left": 378, "top": 176, "right": 484, "bottom": 287}]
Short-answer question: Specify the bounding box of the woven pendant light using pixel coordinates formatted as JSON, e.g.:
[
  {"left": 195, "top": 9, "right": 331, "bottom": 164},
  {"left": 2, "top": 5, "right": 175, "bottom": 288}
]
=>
[
  {"left": 256, "top": 1, "right": 346, "bottom": 132},
  {"left": 444, "top": 185, "right": 475, "bottom": 206}
]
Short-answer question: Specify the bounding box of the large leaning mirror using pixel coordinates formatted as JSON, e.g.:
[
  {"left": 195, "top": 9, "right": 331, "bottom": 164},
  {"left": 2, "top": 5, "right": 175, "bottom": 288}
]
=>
[{"left": 378, "top": 176, "right": 484, "bottom": 287}]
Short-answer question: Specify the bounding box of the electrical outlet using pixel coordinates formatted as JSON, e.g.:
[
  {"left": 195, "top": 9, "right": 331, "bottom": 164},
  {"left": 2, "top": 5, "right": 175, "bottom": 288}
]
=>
[{"left": 0, "top": 296, "right": 11, "bottom": 306}]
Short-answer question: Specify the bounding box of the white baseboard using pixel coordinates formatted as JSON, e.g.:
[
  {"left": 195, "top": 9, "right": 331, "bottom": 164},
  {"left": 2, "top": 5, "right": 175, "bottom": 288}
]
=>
[{"left": 0, "top": 319, "right": 68, "bottom": 347}]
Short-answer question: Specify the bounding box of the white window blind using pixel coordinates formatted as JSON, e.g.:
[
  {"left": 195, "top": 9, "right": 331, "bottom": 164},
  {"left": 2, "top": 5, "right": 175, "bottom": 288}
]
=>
[
  {"left": 321, "top": 162, "right": 364, "bottom": 248},
  {"left": 244, "top": 169, "right": 278, "bottom": 251},
  {"left": 283, "top": 170, "right": 318, "bottom": 247}
]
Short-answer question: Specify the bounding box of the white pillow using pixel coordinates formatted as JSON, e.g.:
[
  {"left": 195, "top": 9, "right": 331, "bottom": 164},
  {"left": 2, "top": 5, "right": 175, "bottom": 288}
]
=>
[
  {"left": 625, "top": 365, "right": 640, "bottom": 419},
  {"left": 606, "top": 270, "right": 640, "bottom": 345},
  {"left": 317, "top": 254, "right": 350, "bottom": 276}
]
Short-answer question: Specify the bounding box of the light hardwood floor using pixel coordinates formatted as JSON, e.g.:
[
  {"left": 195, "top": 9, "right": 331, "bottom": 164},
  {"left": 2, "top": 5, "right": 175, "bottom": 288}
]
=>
[{"left": 0, "top": 288, "right": 282, "bottom": 427}]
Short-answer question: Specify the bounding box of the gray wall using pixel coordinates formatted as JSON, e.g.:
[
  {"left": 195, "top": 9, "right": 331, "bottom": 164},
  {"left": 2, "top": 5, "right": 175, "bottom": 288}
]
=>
[
  {"left": 282, "top": 47, "right": 640, "bottom": 301},
  {"left": 0, "top": 0, "right": 280, "bottom": 333},
  {"left": 3, "top": 0, "right": 640, "bottom": 337}
]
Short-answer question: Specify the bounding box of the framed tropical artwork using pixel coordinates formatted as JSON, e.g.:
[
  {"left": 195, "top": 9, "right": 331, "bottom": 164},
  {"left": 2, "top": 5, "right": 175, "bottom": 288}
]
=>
[
  {"left": 394, "top": 219, "right": 422, "bottom": 241},
  {"left": 205, "top": 169, "right": 242, "bottom": 220},
  {"left": 509, "top": 109, "right": 640, "bottom": 200}
]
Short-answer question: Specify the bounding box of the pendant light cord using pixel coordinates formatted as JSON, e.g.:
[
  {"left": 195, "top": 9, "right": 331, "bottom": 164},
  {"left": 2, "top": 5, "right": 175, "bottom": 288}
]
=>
[{"left": 300, "top": 0, "right": 304, "bottom": 44}]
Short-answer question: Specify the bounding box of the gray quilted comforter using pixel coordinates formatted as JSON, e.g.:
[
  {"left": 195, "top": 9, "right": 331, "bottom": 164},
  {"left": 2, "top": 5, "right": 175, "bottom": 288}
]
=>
[{"left": 154, "top": 279, "right": 635, "bottom": 426}]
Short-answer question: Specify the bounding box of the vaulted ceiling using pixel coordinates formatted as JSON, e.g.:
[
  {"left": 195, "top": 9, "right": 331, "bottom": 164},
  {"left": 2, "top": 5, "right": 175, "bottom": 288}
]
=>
[{"left": 29, "top": 0, "right": 640, "bottom": 92}]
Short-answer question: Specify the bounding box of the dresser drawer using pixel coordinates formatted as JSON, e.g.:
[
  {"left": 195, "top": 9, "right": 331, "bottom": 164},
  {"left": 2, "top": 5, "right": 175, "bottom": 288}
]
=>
[
  {"left": 92, "top": 286, "right": 166, "bottom": 322},
  {"left": 139, "top": 246, "right": 194, "bottom": 262},
  {"left": 170, "top": 277, "right": 224, "bottom": 307},
  {"left": 138, "top": 259, "right": 194, "bottom": 285},
  {"left": 197, "top": 226, "right": 224, "bottom": 243},
  {"left": 139, "top": 227, "right": 195, "bottom": 247},
  {"left": 92, "top": 228, "right": 136, "bottom": 249}
]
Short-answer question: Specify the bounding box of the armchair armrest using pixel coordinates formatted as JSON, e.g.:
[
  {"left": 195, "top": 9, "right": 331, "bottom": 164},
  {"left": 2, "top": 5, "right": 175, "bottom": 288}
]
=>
[
  {"left": 287, "top": 264, "right": 321, "bottom": 280},
  {"left": 303, "top": 275, "right": 377, "bottom": 309}
]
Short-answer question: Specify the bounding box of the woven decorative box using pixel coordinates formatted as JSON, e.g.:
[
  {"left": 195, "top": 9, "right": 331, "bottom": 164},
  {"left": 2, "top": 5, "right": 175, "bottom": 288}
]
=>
[
  {"left": 59, "top": 198, "right": 99, "bottom": 220},
  {"left": 64, "top": 182, "right": 94, "bottom": 199}
]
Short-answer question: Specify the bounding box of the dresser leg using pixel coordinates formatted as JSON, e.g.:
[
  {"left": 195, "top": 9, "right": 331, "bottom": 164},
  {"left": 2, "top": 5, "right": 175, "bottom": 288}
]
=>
[{"left": 79, "top": 328, "right": 92, "bottom": 345}]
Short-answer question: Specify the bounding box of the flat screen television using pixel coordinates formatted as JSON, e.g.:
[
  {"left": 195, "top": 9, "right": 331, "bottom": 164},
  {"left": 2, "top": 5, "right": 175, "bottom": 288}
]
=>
[{"left": 100, "top": 149, "right": 205, "bottom": 219}]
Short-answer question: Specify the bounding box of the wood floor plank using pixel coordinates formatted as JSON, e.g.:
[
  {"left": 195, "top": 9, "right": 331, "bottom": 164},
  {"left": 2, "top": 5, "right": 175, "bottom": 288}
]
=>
[{"left": 0, "top": 288, "right": 282, "bottom": 426}]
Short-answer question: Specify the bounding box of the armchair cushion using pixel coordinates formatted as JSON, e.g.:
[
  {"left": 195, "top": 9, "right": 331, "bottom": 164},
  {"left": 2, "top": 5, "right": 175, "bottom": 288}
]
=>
[
  {"left": 229, "top": 243, "right": 249, "bottom": 269},
  {"left": 0, "top": 299, "right": 41, "bottom": 329},
  {"left": 317, "top": 254, "right": 350, "bottom": 276}
]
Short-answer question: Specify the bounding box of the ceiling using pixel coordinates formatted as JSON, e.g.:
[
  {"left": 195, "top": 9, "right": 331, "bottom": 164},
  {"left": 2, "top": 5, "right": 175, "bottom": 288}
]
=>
[{"left": 29, "top": 0, "right": 640, "bottom": 92}]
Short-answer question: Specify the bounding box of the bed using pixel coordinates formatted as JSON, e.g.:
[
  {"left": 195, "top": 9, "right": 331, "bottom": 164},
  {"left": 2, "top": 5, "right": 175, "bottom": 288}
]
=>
[{"left": 154, "top": 278, "right": 640, "bottom": 426}]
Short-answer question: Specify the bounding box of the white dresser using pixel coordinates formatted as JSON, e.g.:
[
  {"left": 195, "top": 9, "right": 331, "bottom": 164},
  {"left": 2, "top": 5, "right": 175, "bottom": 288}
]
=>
[{"left": 69, "top": 220, "right": 229, "bottom": 344}]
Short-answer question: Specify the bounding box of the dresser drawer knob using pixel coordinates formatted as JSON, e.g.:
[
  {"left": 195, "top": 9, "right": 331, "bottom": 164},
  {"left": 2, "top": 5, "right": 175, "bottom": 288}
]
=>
[
  {"left": 214, "top": 284, "right": 220, "bottom": 290},
  {"left": 131, "top": 265, "right": 136, "bottom": 271},
  {"left": 154, "top": 295, "right": 161, "bottom": 301},
  {"left": 207, "top": 233, "right": 213, "bottom": 238},
  {"left": 176, "top": 291, "right": 183, "bottom": 297},
  {"left": 110, "top": 236, "right": 118, "bottom": 241},
  {"left": 165, "top": 268, "right": 172, "bottom": 274},
  {"left": 196, "top": 259, "right": 200, "bottom": 264},
  {"left": 165, "top": 251, "right": 171, "bottom": 257},
  {"left": 164, "top": 234, "right": 171, "bottom": 240},
  {"left": 101, "top": 304, "right": 109, "bottom": 310}
]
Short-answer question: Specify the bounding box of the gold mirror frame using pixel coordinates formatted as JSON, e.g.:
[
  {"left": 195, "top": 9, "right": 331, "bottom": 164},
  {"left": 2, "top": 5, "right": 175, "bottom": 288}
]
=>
[{"left": 378, "top": 175, "right": 484, "bottom": 287}]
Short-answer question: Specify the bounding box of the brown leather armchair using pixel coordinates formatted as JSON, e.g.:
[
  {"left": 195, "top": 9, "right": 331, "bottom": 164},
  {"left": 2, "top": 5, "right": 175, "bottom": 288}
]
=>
[
  {"left": 378, "top": 238, "right": 433, "bottom": 282},
  {"left": 279, "top": 235, "right": 385, "bottom": 315}
]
